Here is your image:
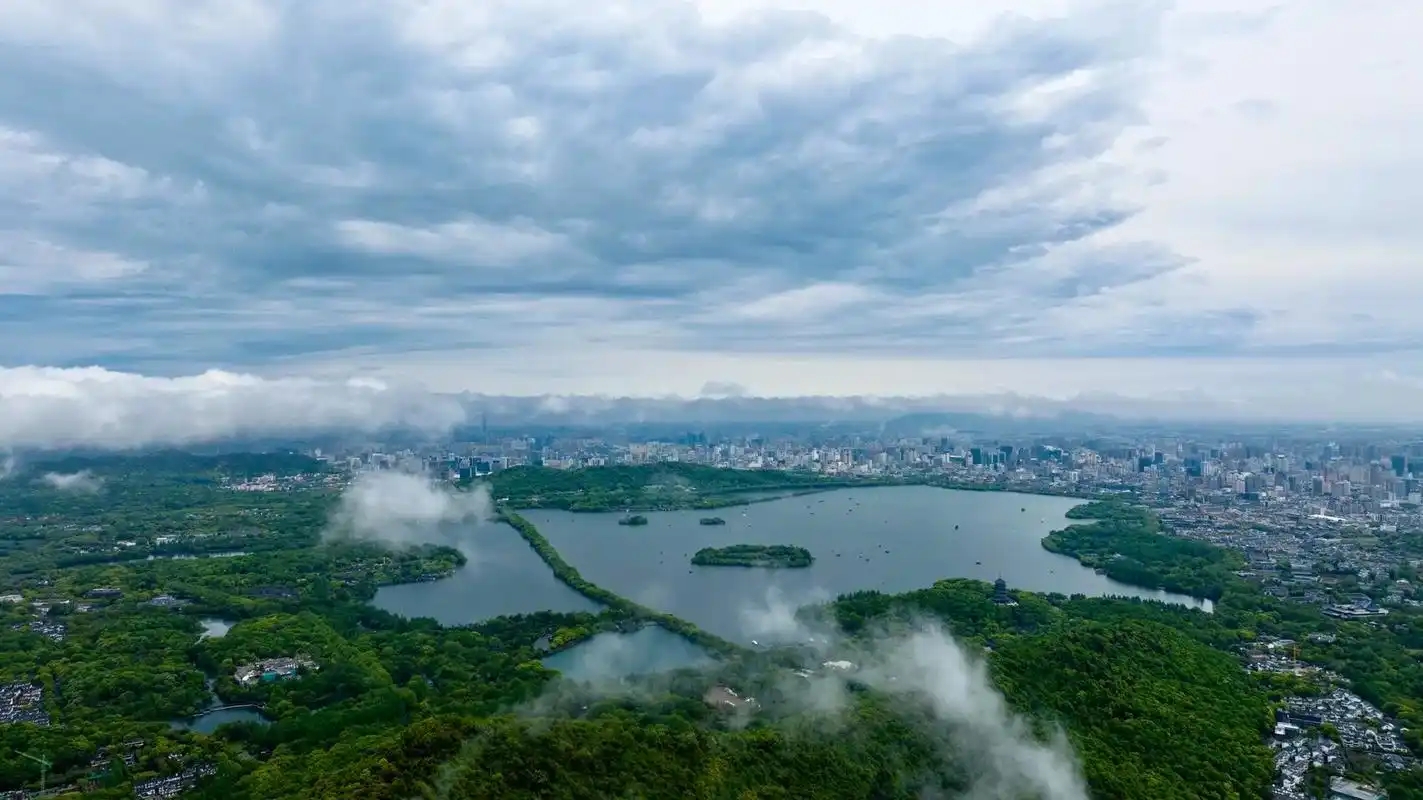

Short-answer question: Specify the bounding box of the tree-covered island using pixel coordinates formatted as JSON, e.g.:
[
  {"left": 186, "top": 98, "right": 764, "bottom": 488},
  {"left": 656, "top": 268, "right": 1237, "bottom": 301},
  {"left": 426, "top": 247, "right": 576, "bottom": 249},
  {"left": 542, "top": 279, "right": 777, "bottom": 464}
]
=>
[
  {"left": 690, "top": 544, "right": 814, "bottom": 568},
  {"left": 698, "top": 516, "right": 726, "bottom": 525}
]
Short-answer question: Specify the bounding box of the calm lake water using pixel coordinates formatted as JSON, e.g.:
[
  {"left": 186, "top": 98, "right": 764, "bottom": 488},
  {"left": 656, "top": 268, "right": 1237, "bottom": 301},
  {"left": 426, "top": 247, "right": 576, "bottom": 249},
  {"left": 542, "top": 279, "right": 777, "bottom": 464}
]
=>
[
  {"left": 541, "top": 625, "right": 715, "bottom": 682},
  {"left": 522, "top": 486, "right": 1211, "bottom": 642},
  {"left": 170, "top": 678, "right": 271, "bottom": 733},
  {"left": 198, "top": 618, "right": 233, "bottom": 640},
  {"left": 170, "top": 705, "right": 270, "bottom": 734},
  {"left": 371, "top": 487, "right": 1210, "bottom": 641},
  {"left": 372, "top": 522, "right": 600, "bottom": 625}
]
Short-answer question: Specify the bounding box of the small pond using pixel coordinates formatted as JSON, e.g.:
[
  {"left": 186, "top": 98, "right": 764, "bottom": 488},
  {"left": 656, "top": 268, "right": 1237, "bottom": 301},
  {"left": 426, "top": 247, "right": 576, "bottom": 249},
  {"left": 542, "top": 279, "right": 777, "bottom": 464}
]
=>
[
  {"left": 170, "top": 680, "right": 271, "bottom": 734},
  {"left": 197, "top": 618, "right": 233, "bottom": 640},
  {"left": 541, "top": 626, "right": 716, "bottom": 682},
  {"left": 170, "top": 705, "right": 271, "bottom": 734}
]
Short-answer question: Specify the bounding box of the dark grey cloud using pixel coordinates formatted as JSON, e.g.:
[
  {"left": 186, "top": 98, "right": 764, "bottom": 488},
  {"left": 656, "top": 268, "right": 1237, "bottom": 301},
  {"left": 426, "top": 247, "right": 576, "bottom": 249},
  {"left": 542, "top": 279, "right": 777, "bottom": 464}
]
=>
[{"left": 0, "top": 0, "right": 1191, "bottom": 368}]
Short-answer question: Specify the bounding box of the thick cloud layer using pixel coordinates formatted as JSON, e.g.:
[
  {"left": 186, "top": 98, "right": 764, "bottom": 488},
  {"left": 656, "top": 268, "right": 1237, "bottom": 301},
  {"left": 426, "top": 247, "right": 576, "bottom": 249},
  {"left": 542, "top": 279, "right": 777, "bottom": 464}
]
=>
[
  {"left": 1, "top": 0, "right": 1419, "bottom": 412},
  {"left": 0, "top": 365, "right": 465, "bottom": 451},
  {"left": 0, "top": 0, "right": 1162, "bottom": 373},
  {"left": 326, "top": 471, "right": 493, "bottom": 546},
  {"left": 4, "top": 361, "right": 1422, "bottom": 455}
]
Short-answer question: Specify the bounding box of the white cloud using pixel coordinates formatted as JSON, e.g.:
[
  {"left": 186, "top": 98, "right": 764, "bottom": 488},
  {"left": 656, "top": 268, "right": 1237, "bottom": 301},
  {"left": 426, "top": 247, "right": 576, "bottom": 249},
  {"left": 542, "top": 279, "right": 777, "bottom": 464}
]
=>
[
  {"left": 1, "top": 356, "right": 1422, "bottom": 453},
  {"left": 0, "top": 366, "right": 467, "bottom": 451},
  {"left": 291, "top": 347, "right": 1423, "bottom": 424},
  {"left": 0, "top": 234, "right": 148, "bottom": 294},
  {"left": 736, "top": 591, "right": 1087, "bottom": 799},
  {"left": 334, "top": 217, "right": 570, "bottom": 267},
  {"left": 40, "top": 470, "right": 102, "bottom": 493},
  {"left": 326, "top": 471, "right": 493, "bottom": 546},
  {"left": 0, "top": 126, "right": 161, "bottom": 204},
  {"left": 698, "top": 380, "right": 748, "bottom": 397},
  {"left": 728, "top": 282, "right": 878, "bottom": 321},
  {"left": 870, "top": 625, "right": 1087, "bottom": 800}
]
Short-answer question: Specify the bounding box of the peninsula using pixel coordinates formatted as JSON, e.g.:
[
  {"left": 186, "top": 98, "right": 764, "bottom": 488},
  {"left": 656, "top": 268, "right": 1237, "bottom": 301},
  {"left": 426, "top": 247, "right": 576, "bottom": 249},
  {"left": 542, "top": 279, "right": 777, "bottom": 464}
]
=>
[{"left": 690, "top": 544, "right": 813, "bottom": 568}]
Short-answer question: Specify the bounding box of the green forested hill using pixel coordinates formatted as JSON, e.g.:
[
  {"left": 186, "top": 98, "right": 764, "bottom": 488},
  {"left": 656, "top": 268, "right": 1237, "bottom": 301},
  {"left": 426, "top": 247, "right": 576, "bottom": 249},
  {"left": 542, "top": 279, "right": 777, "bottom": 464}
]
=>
[
  {"left": 417, "top": 613, "right": 1276, "bottom": 800},
  {"left": 993, "top": 620, "right": 1275, "bottom": 799},
  {"left": 179, "top": 582, "right": 1275, "bottom": 800}
]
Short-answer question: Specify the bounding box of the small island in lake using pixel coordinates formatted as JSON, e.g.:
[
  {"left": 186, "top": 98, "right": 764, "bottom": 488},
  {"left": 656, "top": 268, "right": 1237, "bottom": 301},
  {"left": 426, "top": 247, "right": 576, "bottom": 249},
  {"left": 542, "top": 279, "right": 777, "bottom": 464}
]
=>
[
  {"left": 699, "top": 517, "right": 727, "bottom": 526},
  {"left": 691, "top": 544, "right": 813, "bottom": 568},
  {"left": 618, "top": 514, "right": 649, "bottom": 526}
]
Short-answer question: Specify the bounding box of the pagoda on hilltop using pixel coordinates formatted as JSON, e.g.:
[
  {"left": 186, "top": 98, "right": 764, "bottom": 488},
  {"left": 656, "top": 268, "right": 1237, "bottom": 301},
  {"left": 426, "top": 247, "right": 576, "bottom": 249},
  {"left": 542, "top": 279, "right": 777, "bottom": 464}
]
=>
[{"left": 993, "top": 577, "right": 1018, "bottom": 607}]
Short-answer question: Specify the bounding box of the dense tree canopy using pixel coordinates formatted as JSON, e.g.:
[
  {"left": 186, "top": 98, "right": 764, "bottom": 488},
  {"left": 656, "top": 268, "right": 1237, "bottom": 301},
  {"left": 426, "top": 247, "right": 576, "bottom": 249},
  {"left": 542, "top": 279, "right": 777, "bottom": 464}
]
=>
[
  {"left": 1042, "top": 499, "right": 1244, "bottom": 600},
  {"left": 691, "top": 544, "right": 814, "bottom": 568}
]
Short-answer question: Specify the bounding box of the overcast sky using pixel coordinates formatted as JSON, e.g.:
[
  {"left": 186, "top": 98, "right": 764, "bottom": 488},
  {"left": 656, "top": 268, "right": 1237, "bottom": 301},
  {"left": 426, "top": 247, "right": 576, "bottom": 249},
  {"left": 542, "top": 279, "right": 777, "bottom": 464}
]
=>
[{"left": 1, "top": 0, "right": 1420, "bottom": 426}]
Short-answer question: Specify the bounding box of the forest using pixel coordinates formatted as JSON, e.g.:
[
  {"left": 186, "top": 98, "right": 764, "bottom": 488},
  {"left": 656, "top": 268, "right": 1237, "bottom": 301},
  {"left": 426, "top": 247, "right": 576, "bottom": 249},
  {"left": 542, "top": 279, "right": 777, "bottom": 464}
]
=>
[
  {"left": 0, "top": 451, "right": 342, "bottom": 582},
  {"left": 2, "top": 455, "right": 1421, "bottom": 798},
  {"left": 1041, "top": 499, "right": 1244, "bottom": 600}
]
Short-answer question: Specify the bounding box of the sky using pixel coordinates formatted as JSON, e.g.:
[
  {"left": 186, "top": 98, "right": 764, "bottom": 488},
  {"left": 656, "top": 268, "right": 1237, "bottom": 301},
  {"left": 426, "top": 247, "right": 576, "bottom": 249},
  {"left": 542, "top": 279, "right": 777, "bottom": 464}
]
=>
[{"left": 1, "top": 0, "right": 1421, "bottom": 432}]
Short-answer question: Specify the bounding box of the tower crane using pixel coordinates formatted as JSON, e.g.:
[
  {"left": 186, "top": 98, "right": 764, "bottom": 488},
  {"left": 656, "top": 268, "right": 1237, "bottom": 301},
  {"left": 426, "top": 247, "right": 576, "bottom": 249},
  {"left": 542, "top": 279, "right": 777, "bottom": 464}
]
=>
[{"left": 14, "top": 750, "right": 51, "bottom": 792}]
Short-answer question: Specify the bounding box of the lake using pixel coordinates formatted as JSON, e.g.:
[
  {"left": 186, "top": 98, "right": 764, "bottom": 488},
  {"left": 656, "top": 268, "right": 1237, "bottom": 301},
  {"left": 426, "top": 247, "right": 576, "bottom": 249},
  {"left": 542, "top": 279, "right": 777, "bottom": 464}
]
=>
[
  {"left": 541, "top": 625, "right": 715, "bottom": 682},
  {"left": 372, "top": 522, "right": 601, "bottom": 625},
  {"left": 522, "top": 486, "right": 1211, "bottom": 642},
  {"left": 198, "top": 618, "right": 233, "bottom": 640}
]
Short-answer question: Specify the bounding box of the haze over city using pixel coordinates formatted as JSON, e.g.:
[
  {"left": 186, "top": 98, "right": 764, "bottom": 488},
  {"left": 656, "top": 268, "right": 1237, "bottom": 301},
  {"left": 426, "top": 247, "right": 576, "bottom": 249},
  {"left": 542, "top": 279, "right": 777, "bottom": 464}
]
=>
[{"left": 2, "top": 0, "right": 1420, "bottom": 433}]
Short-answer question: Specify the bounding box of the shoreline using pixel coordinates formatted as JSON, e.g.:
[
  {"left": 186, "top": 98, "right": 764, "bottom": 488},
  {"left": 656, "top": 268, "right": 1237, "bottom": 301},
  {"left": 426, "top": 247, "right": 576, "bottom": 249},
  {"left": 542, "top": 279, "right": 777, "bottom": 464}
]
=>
[
  {"left": 500, "top": 509, "right": 746, "bottom": 659},
  {"left": 502, "top": 481, "right": 882, "bottom": 513},
  {"left": 503, "top": 482, "right": 1215, "bottom": 611},
  {"left": 1037, "top": 499, "right": 1223, "bottom": 606},
  {"left": 500, "top": 480, "right": 1098, "bottom": 514}
]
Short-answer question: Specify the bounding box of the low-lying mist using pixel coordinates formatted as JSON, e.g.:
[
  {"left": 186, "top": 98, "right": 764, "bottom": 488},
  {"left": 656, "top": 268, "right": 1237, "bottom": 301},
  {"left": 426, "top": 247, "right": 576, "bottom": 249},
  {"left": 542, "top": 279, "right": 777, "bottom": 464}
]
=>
[
  {"left": 530, "top": 585, "right": 1088, "bottom": 800},
  {"left": 40, "top": 469, "right": 103, "bottom": 493},
  {"left": 737, "top": 590, "right": 1088, "bottom": 800},
  {"left": 325, "top": 470, "right": 493, "bottom": 548}
]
